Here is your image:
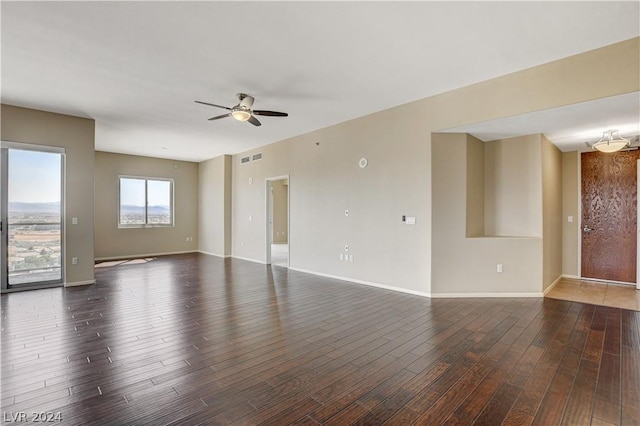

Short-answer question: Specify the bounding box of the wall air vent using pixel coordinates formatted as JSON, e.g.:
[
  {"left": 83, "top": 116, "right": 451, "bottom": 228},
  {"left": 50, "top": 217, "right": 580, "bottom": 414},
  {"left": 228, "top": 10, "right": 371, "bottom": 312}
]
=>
[
  {"left": 240, "top": 156, "right": 251, "bottom": 164},
  {"left": 252, "top": 153, "right": 263, "bottom": 161}
]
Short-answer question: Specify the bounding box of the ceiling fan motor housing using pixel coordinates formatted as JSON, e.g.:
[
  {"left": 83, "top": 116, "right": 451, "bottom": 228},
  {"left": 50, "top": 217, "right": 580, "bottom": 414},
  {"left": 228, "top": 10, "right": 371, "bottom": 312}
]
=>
[{"left": 237, "top": 93, "right": 255, "bottom": 108}]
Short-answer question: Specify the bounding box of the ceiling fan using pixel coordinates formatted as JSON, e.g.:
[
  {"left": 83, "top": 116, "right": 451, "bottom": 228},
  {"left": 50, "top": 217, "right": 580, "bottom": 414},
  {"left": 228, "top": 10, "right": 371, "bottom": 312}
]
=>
[{"left": 195, "top": 93, "right": 288, "bottom": 127}]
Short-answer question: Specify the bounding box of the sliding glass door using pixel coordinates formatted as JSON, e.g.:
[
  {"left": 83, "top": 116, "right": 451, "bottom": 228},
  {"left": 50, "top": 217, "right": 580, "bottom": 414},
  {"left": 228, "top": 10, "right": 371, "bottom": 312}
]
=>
[{"left": 1, "top": 143, "right": 64, "bottom": 291}]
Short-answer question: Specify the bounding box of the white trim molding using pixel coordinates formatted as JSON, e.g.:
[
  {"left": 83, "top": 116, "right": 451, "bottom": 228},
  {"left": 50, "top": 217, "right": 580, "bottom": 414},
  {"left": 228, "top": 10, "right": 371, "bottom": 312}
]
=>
[
  {"left": 287, "top": 267, "right": 431, "bottom": 298},
  {"left": 231, "top": 255, "right": 266, "bottom": 265},
  {"left": 198, "top": 250, "right": 231, "bottom": 258},
  {"left": 543, "top": 275, "right": 564, "bottom": 296},
  {"left": 65, "top": 279, "right": 96, "bottom": 287},
  {"left": 431, "top": 292, "right": 543, "bottom": 298}
]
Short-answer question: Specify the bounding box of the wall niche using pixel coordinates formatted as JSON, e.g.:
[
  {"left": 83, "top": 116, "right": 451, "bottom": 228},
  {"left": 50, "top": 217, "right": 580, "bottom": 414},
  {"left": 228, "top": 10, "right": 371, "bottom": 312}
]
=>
[{"left": 466, "top": 134, "right": 543, "bottom": 238}]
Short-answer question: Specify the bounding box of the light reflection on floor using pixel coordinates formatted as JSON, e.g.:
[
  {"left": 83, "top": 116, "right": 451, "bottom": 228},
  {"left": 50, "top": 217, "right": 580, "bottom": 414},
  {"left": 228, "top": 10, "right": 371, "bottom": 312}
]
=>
[{"left": 95, "top": 258, "right": 156, "bottom": 268}]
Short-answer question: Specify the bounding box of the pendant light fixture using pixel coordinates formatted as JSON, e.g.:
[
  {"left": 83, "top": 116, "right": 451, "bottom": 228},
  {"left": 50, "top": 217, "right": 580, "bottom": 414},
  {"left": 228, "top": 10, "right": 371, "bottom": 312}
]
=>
[{"left": 592, "top": 129, "right": 629, "bottom": 153}]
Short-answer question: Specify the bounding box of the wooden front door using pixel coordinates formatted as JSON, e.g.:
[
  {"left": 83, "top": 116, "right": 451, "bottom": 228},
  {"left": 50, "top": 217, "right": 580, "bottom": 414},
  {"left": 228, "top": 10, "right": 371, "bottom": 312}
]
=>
[{"left": 581, "top": 150, "right": 639, "bottom": 283}]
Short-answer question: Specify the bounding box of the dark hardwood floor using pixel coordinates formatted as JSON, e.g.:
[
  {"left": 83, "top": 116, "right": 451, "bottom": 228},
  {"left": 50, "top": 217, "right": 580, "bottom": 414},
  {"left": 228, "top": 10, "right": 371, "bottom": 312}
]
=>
[{"left": 2, "top": 253, "right": 639, "bottom": 425}]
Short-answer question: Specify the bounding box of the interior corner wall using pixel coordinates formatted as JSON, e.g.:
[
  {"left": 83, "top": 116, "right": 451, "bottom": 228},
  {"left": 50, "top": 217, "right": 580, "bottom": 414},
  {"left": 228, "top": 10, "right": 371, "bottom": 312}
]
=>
[
  {"left": 562, "top": 151, "right": 580, "bottom": 277},
  {"left": 229, "top": 38, "right": 637, "bottom": 297},
  {"left": 542, "top": 135, "right": 563, "bottom": 290},
  {"left": 432, "top": 133, "right": 543, "bottom": 295},
  {"left": 223, "top": 155, "right": 232, "bottom": 256},
  {"left": 198, "top": 154, "right": 232, "bottom": 257},
  {"left": 466, "top": 135, "right": 485, "bottom": 237},
  {"left": 484, "top": 135, "right": 543, "bottom": 237},
  {"left": 94, "top": 151, "right": 198, "bottom": 259},
  {"left": 1, "top": 104, "right": 96, "bottom": 286}
]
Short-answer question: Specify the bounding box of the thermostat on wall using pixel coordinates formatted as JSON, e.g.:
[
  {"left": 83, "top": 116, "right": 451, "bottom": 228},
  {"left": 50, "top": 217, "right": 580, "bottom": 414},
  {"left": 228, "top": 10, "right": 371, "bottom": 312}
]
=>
[{"left": 359, "top": 157, "right": 368, "bottom": 169}]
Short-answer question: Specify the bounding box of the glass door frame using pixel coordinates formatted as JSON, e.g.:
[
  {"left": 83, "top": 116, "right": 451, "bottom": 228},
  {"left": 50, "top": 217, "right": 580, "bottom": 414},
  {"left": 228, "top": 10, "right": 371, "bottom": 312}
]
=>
[{"left": 1, "top": 141, "right": 65, "bottom": 293}]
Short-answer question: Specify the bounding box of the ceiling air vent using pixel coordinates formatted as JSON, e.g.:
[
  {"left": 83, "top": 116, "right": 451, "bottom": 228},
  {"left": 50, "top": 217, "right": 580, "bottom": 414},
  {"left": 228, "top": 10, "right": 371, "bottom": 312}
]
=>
[
  {"left": 240, "top": 156, "right": 251, "bottom": 164},
  {"left": 252, "top": 153, "right": 263, "bottom": 161}
]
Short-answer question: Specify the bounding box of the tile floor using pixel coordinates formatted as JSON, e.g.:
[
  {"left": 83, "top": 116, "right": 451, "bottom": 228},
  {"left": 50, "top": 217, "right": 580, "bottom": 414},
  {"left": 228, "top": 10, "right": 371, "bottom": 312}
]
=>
[
  {"left": 545, "top": 277, "right": 640, "bottom": 311},
  {"left": 270, "top": 243, "right": 289, "bottom": 267}
]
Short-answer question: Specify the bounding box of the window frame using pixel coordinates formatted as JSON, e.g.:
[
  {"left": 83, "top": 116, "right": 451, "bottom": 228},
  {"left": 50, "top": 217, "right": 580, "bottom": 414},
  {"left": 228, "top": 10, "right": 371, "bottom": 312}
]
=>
[{"left": 118, "top": 175, "right": 174, "bottom": 228}]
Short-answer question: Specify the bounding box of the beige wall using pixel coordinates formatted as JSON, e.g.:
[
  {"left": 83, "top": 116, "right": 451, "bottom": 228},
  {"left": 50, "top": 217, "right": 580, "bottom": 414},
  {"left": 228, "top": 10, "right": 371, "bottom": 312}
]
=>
[
  {"left": 226, "top": 38, "right": 638, "bottom": 296},
  {"left": 271, "top": 179, "right": 288, "bottom": 244},
  {"left": 433, "top": 133, "right": 543, "bottom": 295},
  {"left": 542, "top": 135, "right": 563, "bottom": 290},
  {"left": 1, "top": 104, "right": 96, "bottom": 286},
  {"left": 198, "top": 155, "right": 232, "bottom": 257},
  {"left": 94, "top": 152, "right": 198, "bottom": 259},
  {"left": 562, "top": 151, "right": 580, "bottom": 277},
  {"left": 466, "top": 135, "right": 485, "bottom": 237},
  {"left": 231, "top": 109, "right": 430, "bottom": 294},
  {"left": 484, "top": 135, "right": 543, "bottom": 237}
]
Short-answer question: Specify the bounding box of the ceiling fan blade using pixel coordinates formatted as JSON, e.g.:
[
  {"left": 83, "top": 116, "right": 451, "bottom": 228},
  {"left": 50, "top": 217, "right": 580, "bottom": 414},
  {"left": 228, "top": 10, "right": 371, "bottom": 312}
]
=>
[
  {"left": 195, "top": 100, "right": 231, "bottom": 111},
  {"left": 208, "top": 113, "right": 231, "bottom": 121},
  {"left": 253, "top": 110, "right": 288, "bottom": 117},
  {"left": 248, "top": 115, "right": 262, "bottom": 126}
]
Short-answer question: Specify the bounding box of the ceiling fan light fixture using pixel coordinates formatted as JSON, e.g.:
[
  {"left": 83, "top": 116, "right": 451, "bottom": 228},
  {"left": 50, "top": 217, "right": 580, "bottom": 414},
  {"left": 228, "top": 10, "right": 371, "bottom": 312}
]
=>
[
  {"left": 592, "top": 129, "right": 629, "bottom": 153},
  {"left": 231, "top": 108, "right": 251, "bottom": 122}
]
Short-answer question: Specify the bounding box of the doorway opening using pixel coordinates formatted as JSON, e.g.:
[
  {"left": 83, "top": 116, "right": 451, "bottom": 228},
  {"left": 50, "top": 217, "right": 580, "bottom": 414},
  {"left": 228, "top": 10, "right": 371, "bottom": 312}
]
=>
[
  {"left": 1, "top": 142, "right": 65, "bottom": 292},
  {"left": 265, "top": 176, "right": 289, "bottom": 267}
]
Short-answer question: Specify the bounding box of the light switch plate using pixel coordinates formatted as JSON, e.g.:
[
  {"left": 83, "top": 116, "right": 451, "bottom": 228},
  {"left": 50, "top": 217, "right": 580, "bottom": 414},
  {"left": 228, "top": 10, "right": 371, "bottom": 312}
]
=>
[{"left": 405, "top": 216, "right": 416, "bottom": 225}]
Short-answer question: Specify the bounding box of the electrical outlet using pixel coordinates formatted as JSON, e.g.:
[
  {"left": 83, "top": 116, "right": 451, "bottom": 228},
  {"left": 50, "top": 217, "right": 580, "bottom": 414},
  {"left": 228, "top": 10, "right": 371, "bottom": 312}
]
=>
[
  {"left": 340, "top": 253, "right": 344, "bottom": 261},
  {"left": 497, "top": 264, "right": 503, "bottom": 273},
  {"left": 72, "top": 257, "right": 78, "bottom": 265}
]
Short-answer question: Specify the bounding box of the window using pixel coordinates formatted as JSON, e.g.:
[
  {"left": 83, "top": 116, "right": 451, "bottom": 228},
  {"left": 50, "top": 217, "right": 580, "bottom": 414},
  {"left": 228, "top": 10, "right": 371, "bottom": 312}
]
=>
[{"left": 119, "top": 176, "right": 173, "bottom": 227}]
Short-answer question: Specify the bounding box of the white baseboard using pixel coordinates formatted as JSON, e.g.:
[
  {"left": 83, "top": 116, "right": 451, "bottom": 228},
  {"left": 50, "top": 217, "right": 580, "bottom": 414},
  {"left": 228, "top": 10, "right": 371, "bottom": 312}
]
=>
[
  {"left": 94, "top": 250, "right": 197, "bottom": 262},
  {"left": 231, "top": 255, "right": 266, "bottom": 265},
  {"left": 287, "top": 267, "right": 544, "bottom": 299},
  {"left": 578, "top": 276, "right": 636, "bottom": 286},
  {"left": 198, "top": 250, "right": 231, "bottom": 258},
  {"left": 562, "top": 274, "right": 580, "bottom": 279},
  {"left": 287, "top": 267, "right": 431, "bottom": 298},
  {"left": 543, "top": 275, "right": 564, "bottom": 295},
  {"left": 431, "top": 292, "right": 543, "bottom": 298},
  {"left": 65, "top": 279, "right": 95, "bottom": 287}
]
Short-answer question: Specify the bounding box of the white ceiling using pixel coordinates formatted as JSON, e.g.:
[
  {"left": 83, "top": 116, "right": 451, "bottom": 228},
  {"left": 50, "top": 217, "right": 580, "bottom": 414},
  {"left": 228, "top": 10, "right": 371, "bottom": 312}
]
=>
[{"left": 2, "top": 1, "right": 639, "bottom": 162}]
